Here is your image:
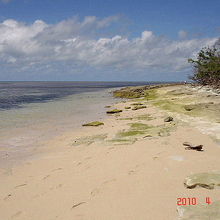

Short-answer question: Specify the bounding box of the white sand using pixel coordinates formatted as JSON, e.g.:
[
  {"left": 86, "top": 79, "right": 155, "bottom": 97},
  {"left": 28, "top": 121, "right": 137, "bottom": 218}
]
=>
[{"left": 0, "top": 85, "right": 220, "bottom": 220}]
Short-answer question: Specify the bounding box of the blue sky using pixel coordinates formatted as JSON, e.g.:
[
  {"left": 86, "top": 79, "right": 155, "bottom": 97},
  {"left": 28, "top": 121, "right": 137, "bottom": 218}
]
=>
[{"left": 0, "top": 0, "right": 219, "bottom": 81}]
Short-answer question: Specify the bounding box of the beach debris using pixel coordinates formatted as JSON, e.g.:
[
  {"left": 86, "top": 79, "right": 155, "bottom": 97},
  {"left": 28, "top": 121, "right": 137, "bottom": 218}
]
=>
[
  {"left": 125, "top": 106, "right": 131, "bottom": 109},
  {"left": 82, "top": 121, "right": 104, "bottom": 127},
  {"left": 164, "top": 116, "right": 173, "bottom": 122},
  {"left": 177, "top": 200, "right": 220, "bottom": 220},
  {"left": 183, "top": 142, "right": 203, "bottom": 151},
  {"left": 105, "top": 105, "right": 111, "bottom": 108},
  {"left": 14, "top": 183, "right": 27, "bottom": 189},
  {"left": 106, "top": 109, "right": 123, "bottom": 114},
  {"left": 132, "top": 105, "right": 147, "bottom": 110},
  {"left": 71, "top": 202, "right": 86, "bottom": 209},
  {"left": 184, "top": 172, "right": 220, "bottom": 189},
  {"left": 143, "top": 135, "right": 152, "bottom": 138}
]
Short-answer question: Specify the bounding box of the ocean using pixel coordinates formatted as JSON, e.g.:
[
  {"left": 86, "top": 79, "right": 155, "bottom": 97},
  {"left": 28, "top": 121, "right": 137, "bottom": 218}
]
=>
[{"left": 0, "top": 81, "right": 155, "bottom": 167}]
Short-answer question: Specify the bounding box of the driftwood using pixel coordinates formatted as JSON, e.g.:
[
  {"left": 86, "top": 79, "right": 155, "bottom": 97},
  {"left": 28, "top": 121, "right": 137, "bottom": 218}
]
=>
[{"left": 183, "top": 142, "right": 203, "bottom": 151}]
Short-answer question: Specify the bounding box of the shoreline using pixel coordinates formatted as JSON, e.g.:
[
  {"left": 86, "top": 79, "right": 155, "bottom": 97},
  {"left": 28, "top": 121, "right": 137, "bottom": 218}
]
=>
[
  {"left": 0, "top": 88, "right": 118, "bottom": 169},
  {"left": 1, "top": 83, "right": 220, "bottom": 219}
]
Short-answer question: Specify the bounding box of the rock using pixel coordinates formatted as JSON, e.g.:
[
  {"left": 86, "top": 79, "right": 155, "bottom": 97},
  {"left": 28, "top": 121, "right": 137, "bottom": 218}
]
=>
[
  {"left": 164, "top": 116, "right": 173, "bottom": 122},
  {"left": 177, "top": 201, "right": 220, "bottom": 220},
  {"left": 131, "top": 102, "right": 144, "bottom": 106},
  {"left": 106, "top": 109, "right": 123, "bottom": 114},
  {"left": 82, "top": 121, "right": 104, "bottom": 127},
  {"left": 183, "top": 142, "right": 203, "bottom": 151},
  {"left": 125, "top": 106, "right": 131, "bottom": 109},
  {"left": 184, "top": 105, "right": 195, "bottom": 111},
  {"left": 132, "top": 105, "right": 147, "bottom": 110},
  {"left": 184, "top": 172, "right": 220, "bottom": 189}
]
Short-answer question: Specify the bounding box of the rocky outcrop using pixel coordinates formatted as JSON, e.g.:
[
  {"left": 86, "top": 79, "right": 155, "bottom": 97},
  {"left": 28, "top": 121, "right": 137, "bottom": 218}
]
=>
[
  {"left": 184, "top": 172, "right": 220, "bottom": 189},
  {"left": 106, "top": 109, "right": 123, "bottom": 114}
]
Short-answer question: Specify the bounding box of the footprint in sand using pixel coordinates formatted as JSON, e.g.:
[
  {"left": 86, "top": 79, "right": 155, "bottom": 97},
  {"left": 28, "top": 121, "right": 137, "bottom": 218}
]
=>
[
  {"left": 42, "top": 174, "right": 50, "bottom": 180},
  {"left": 128, "top": 170, "right": 135, "bottom": 175},
  {"left": 91, "top": 188, "right": 100, "bottom": 197},
  {"left": 84, "top": 157, "right": 92, "bottom": 160},
  {"left": 51, "top": 167, "right": 63, "bottom": 172},
  {"left": 14, "top": 183, "right": 27, "bottom": 189},
  {"left": 91, "top": 179, "right": 116, "bottom": 197},
  {"left": 128, "top": 163, "right": 146, "bottom": 175},
  {"left": 11, "top": 211, "right": 22, "bottom": 219},
  {"left": 3, "top": 194, "right": 12, "bottom": 201}
]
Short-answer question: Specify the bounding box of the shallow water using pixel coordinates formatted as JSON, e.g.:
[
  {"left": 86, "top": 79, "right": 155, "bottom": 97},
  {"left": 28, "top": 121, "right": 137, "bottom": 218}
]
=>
[
  {"left": 0, "top": 89, "right": 117, "bottom": 167},
  {"left": 0, "top": 81, "right": 153, "bottom": 168}
]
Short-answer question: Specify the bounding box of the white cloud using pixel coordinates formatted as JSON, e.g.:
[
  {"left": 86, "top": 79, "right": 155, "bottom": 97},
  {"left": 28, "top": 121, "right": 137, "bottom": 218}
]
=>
[
  {"left": 178, "top": 30, "right": 188, "bottom": 39},
  {"left": 0, "top": 17, "right": 218, "bottom": 78}
]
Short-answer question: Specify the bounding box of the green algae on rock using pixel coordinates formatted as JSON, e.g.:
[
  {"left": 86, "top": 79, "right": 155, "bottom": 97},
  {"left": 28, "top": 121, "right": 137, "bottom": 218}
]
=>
[
  {"left": 113, "top": 84, "right": 174, "bottom": 99},
  {"left": 117, "top": 117, "right": 133, "bottom": 120},
  {"left": 131, "top": 102, "right": 144, "bottom": 106},
  {"left": 177, "top": 201, "right": 220, "bottom": 220},
  {"left": 125, "top": 106, "right": 131, "bottom": 109},
  {"left": 132, "top": 105, "right": 147, "bottom": 110},
  {"left": 117, "top": 130, "right": 146, "bottom": 137},
  {"left": 72, "top": 134, "right": 108, "bottom": 146},
  {"left": 107, "top": 137, "right": 137, "bottom": 145},
  {"left": 106, "top": 109, "right": 123, "bottom": 114},
  {"left": 184, "top": 172, "right": 220, "bottom": 189},
  {"left": 129, "top": 122, "right": 153, "bottom": 131},
  {"left": 82, "top": 121, "right": 104, "bottom": 126}
]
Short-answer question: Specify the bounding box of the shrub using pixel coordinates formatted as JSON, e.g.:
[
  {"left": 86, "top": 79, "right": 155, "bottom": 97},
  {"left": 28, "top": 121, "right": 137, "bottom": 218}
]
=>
[{"left": 188, "top": 47, "right": 220, "bottom": 88}]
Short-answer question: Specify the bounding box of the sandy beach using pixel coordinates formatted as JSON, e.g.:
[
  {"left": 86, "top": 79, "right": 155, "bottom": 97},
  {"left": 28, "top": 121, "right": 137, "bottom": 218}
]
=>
[{"left": 1, "top": 84, "right": 220, "bottom": 220}]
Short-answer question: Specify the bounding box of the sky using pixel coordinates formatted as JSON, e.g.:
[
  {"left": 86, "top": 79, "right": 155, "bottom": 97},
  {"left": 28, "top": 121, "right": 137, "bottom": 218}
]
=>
[{"left": 0, "top": 0, "right": 219, "bottom": 81}]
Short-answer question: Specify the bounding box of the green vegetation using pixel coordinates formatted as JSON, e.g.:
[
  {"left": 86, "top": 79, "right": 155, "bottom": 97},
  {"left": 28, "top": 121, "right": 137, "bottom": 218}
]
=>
[
  {"left": 82, "top": 121, "right": 104, "bottom": 126},
  {"left": 135, "top": 114, "right": 154, "bottom": 121},
  {"left": 143, "top": 89, "right": 158, "bottom": 100},
  {"left": 129, "top": 122, "right": 153, "bottom": 130},
  {"left": 117, "top": 117, "right": 133, "bottom": 120},
  {"left": 188, "top": 46, "right": 220, "bottom": 88},
  {"left": 72, "top": 134, "right": 108, "bottom": 146},
  {"left": 131, "top": 102, "right": 144, "bottom": 106},
  {"left": 107, "top": 138, "right": 137, "bottom": 145},
  {"left": 115, "top": 122, "right": 176, "bottom": 140},
  {"left": 117, "top": 130, "right": 146, "bottom": 137}
]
